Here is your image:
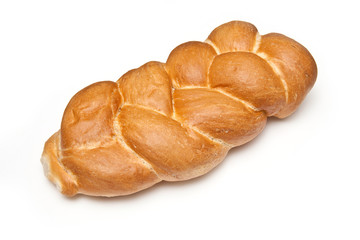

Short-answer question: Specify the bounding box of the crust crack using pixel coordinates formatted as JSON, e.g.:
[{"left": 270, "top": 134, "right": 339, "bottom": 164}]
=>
[
  {"left": 252, "top": 32, "right": 262, "bottom": 53},
  {"left": 56, "top": 133, "right": 78, "bottom": 185},
  {"left": 173, "top": 86, "right": 260, "bottom": 112},
  {"left": 205, "top": 39, "right": 221, "bottom": 55},
  {"left": 255, "top": 52, "right": 289, "bottom": 103}
]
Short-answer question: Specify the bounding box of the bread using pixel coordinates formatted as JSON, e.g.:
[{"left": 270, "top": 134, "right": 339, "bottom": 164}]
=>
[{"left": 41, "top": 21, "right": 317, "bottom": 197}]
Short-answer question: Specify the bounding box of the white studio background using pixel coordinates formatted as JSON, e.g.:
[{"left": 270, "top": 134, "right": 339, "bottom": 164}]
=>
[{"left": 0, "top": 0, "right": 359, "bottom": 239}]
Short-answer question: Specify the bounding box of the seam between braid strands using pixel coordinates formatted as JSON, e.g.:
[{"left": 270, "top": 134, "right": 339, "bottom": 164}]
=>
[
  {"left": 123, "top": 102, "right": 233, "bottom": 149},
  {"left": 55, "top": 133, "right": 79, "bottom": 189},
  {"left": 204, "top": 30, "right": 289, "bottom": 114},
  {"left": 251, "top": 34, "right": 289, "bottom": 103},
  {"left": 113, "top": 86, "right": 162, "bottom": 180},
  {"left": 175, "top": 85, "right": 260, "bottom": 113},
  {"left": 203, "top": 38, "right": 262, "bottom": 113},
  {"left": 162, "top": 64, "right": 232, "bottom": 148},
  {"left": 204, "top": 39, "right": 221, "bottom": 54}
]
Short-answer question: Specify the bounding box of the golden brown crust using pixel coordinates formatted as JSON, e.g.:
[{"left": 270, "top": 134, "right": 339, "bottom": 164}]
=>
[
  {"left": 174, "top": 88, "right": 267, "bottom": 146},
  {"left": 207, "top": 21, "right": 258, "bottom": 53},
  {"left": 257, "top": 33, "right": 317, "bottom": 118},
  {"left": 61, "top": 81, "right": 122, "bottom": 149},
  {"left": 61, "top": 142, "right": 161, "bottom": 197},
  {"left": 41, "top": 21, "right": 317, "bottom": 197},
  {"left": 209, "top": 52, "right": 286, "bottom": 116},
  {"left": 118, "top": 105, "right": 229, "bottom": 181},
  {"left": 117, "top": 61, "right": 173, "bottom": 116},
  {"left": 166, "top": 41, "right": 216, "bottom": 87}
]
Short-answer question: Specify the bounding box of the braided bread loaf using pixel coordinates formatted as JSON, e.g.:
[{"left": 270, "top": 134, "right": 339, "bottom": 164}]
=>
[{"left": 41, "top": 21, "right": 317, "bottom": 197}]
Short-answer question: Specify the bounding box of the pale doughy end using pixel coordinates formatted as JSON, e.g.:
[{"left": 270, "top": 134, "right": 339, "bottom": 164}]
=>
[{"left": 41, "top": 131, "right": 78, "bottom": 197}]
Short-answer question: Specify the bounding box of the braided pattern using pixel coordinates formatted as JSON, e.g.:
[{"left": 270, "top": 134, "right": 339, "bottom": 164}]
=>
[{"left": 41, "top": 21, "right": 317, "bottom": 197}]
